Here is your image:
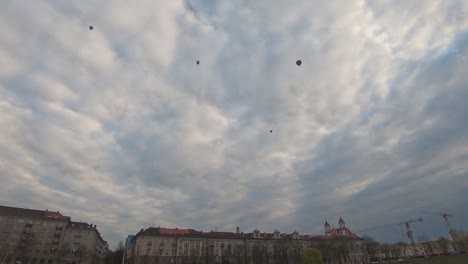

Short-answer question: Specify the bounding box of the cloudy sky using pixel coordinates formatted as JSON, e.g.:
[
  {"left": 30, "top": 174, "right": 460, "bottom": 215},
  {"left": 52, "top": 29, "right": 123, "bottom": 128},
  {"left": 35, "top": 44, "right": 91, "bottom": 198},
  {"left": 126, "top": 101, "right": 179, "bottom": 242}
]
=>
[{"left": 1, "top": 0, "right": 468, "bottom": 248}]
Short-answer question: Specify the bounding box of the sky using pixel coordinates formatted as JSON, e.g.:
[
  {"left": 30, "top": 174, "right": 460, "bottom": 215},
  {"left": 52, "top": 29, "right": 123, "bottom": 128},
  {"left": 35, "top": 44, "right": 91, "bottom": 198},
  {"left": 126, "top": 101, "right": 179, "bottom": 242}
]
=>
[{"left": 1, "top": 0, "right": 468, "bottom": 249}]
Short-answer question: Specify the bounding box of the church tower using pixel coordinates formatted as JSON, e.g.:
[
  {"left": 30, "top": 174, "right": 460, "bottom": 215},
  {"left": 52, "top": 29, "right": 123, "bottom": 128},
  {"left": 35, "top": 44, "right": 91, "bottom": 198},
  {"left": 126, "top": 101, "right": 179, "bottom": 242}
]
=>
[
  {"left": 339, "top": 217, "right": 345, "bottom": 228},
  {"left": 324, "top": 221, "right": 331, "bottom": 235}
]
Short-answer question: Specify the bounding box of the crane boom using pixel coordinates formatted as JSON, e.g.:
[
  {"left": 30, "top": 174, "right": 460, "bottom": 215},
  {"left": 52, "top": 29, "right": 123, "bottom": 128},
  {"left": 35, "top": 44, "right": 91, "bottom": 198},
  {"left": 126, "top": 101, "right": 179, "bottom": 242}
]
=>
[
  {"left": 421, "top": 211, "right": 452, "bottom": 217},
  {"left": 358, "top": 218, "right": 423, "bottom": 260},
  {"left": 357, "top": 218, "right": 423, "bottom": 233},
  {"left": 421, "top": 211, "right": 454, "bottom": 241}
]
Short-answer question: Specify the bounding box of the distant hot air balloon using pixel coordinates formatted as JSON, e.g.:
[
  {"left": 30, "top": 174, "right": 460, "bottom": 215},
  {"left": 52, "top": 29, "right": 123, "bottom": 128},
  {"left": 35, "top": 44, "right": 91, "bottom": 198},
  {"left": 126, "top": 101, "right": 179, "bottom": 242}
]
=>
[
  {"left": 89, "top": 26, "right": 94, "bottom": 30},
  {"left": 196, "top": 60, "right": 200, "bottom": 65},
  {"left": 296, "top": 60, "right": 302, "bottom": 66}
]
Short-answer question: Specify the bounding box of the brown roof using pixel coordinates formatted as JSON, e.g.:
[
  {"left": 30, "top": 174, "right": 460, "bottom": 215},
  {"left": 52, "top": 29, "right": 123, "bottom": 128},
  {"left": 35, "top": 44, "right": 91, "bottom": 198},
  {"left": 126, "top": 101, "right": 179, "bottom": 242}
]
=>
[
  {"left": 135, "top": 227, "right": 362, "bottom": 241},
  {"left": 139, "top": 228, "right": 204, "bottom": 237},
  {"left": 206, "top": 232, "right": 245, "bottom": 239},
  {"left": 69, "top": 221, "right": 107, "bottom": 245},
  {"left": 45, "top": 211, "right": 70, "bottom": 220},
  {"left": 0, "top": 205, "right": 70, "bottom": 220},
  {"left": 160, "top": 228, "right": 191, "bottom": 235},
  {"left": 69, "top": 221, "right": 94, "bottom": 229}
]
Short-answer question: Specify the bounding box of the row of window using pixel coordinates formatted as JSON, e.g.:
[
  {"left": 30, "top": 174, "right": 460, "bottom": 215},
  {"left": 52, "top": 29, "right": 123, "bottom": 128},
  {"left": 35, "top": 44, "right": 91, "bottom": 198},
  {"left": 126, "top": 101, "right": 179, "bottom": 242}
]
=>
[
  {"left": 22, "top": 258, "right": 54, "bottom": 264},
  {"left": 3, "top": 219, "right": 63, "bottom": 227}
]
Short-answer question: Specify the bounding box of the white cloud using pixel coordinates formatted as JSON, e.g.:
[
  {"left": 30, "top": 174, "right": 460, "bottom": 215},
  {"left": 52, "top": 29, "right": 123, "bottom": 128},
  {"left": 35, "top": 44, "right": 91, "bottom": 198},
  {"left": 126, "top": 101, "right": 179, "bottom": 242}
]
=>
[{"left": 1, "top": 0, "right": 468, "bottom": 247}]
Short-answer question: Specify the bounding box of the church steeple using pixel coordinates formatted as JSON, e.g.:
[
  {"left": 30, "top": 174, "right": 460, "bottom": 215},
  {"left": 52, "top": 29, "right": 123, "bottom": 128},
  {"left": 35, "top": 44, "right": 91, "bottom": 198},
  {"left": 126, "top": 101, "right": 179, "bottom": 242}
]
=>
[
  {"left": 338, "top": 217, "right": 345, "bottom": 228},
  {"left": 324, "top": 220, "right": 331, "bottom": 235}
]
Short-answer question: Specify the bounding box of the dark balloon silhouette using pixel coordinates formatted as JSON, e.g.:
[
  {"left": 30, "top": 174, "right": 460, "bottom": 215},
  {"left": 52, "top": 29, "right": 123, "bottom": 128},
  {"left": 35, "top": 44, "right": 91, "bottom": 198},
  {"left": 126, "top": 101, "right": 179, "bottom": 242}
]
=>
[
  {"left": 296, "top": 60, "right": 302, "bottom": 66},
  {"left": 196, "top": 60, "right": 200, "bottom": 65},
  {"left": 89, "top": 26, "right": 94, "bottom": 30},
  {"left": 270, "top": 130, "right": 273, "bottom": 133}
]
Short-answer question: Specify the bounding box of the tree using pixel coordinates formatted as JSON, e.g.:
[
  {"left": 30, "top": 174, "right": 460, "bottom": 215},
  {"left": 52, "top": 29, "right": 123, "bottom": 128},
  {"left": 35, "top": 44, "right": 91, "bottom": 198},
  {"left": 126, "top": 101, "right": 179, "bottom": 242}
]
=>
[
  {"left": 76, "top": 245, "right": 89, "bottom": 264},
  {"left": 451, "top": 230, "right": 468, "bottom": 252},
  {"left": 113, "top": 241, "right": 125, "bottom": 264},
  {"left": 366, "top": 241, "right": 380, "bottom": 262},
  {"left": 55, "top": 245, "right": 71, "bottom": 264},
  {"left": 437, "top": 237, "right": 450, "bottom": 253},
  {"left": 0, "top": 245, "right": 11, "bottom": 264},
  {"left": 301, "top": 248, "right": 323, "bottom": 264},
  {"left": 417, "top": 235, "right": 429, "bottom": 242},
  {"left": 13, "top": 233, "right": 36, "bottom": 264}
]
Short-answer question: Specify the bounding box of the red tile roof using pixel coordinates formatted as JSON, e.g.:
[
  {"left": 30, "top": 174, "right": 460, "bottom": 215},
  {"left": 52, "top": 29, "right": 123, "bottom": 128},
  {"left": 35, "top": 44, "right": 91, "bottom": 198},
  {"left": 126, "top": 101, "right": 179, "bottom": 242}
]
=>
[
  {"left": 46, "top": 211, "right": 70, "bottom": 220},
  {"left": 159, "top": 228, "right": 191, "bottom": 235}
]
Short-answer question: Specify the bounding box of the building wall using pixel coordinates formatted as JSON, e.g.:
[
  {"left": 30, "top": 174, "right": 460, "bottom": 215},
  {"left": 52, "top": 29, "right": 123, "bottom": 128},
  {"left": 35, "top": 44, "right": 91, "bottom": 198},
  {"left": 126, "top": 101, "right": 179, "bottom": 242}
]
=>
[
  {"left": 0, "top": 206, "right": 108, "bottom": 264},
  {"left": 0, "top": 212, "right": 68, "bottom": 264},
  {"left": 126, "top": 232, "right": 370, "bottom": 264},
  {"left": 60, "top": 224, "right": 108, "bottom": 264}
]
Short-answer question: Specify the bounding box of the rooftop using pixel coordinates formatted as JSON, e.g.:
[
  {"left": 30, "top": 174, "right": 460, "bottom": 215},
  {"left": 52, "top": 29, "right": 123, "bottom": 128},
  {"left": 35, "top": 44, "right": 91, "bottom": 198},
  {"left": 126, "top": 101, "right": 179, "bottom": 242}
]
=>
[
  {"left": 136, "top": 227, "right": 362, "bottom": 241},
  {"left": 0, "top": 205, "right": 71, "bottom": 220}
]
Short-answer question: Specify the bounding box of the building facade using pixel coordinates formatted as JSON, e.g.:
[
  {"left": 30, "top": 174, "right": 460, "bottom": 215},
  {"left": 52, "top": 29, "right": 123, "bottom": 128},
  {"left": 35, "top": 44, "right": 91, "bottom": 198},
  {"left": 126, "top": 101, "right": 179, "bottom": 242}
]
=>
[
  {"left": 60, "top": 222, "right": 108, "bottom": 264},
  {"left": 0, "top": 205, "right": 108, "bottom": 264},
  {"left": 126, "top": 219, "right": 369, "bottom": 264},
  {"left": 372, "top": 239, "right": 453, "bottom": 261}
]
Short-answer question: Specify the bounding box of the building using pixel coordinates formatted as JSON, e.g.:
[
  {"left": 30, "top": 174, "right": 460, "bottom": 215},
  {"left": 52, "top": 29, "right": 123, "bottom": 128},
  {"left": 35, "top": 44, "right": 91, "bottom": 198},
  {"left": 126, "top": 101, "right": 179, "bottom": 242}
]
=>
[
  {"left": 372, "top": 239, "right": 452, "bottom": 261},
  {"left": 0, "top": 205, "right": 108, "bottom": 264},
  {"left": 61, "top": 222, "right": 108, "bottom": 264},
  {"left": 125, "top": 236, "right": 135, "bottom": 250},
  {"left": 126, "top": 218, "right": 369, "bottom": 264}
]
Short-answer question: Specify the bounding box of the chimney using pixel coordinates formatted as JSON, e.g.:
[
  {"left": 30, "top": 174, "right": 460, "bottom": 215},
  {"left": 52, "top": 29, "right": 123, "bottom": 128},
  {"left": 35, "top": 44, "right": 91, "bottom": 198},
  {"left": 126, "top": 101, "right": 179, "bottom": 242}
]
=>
[{"left": 236, "top": 227, "right": 239, "bottom": 234}]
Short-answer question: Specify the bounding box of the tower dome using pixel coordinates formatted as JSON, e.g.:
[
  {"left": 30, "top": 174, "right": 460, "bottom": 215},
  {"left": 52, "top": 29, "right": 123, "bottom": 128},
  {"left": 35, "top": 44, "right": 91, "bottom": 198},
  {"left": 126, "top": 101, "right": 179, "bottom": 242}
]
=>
[{"left": 339, "top": 217, "right": 345, "bottom": 228}]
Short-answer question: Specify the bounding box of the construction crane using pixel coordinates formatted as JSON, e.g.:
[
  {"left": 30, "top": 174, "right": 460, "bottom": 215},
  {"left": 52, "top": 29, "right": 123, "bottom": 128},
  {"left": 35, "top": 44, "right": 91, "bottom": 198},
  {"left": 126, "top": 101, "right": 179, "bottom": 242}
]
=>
[
  {"left": 421, "top": 211, "right": 453, "bottom": 239},
  {"left": 358, "top": 218, "right": 424, "bottom": 259}
]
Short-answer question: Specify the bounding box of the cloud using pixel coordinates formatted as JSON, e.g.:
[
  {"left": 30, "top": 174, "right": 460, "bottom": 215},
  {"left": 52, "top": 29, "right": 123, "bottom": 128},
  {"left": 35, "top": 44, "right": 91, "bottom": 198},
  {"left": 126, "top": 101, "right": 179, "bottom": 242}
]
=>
[{"left": 1, "top": 0, "right": 468, "bottom": 247}]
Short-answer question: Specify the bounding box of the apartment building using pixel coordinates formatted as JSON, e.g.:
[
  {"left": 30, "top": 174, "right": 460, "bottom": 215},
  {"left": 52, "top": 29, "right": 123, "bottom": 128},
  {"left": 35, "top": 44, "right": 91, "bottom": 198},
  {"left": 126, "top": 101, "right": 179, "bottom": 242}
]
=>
[
  {"left": 0, "top": 205, "right": 108, "bottom": 264},
  {"left": 60, "top": 222, "right": 108, "bottom": 264},
  {"left": 126, "top": 218, "right": 369, "bottom": 264}
]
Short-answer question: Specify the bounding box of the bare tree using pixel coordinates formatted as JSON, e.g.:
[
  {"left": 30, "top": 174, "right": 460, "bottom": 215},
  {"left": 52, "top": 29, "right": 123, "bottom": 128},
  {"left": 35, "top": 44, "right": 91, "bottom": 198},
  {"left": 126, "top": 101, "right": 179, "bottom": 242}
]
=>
[
  {"left": 437, "top": 237, "right": 450, "bottom": 253},
  {"left": 13, "top": 232, "right": 36, "bottom": 264},
  {"left": 55, "top": 245, "right": 71, "bottom": 264},
  {"left": 76, "top": 245, "right": 89, "bottom": 264},
  {"left": 232, "top": 243, "right": 243, "bottom": 264},
  {"left": 417, "top": 235, "right": 429, "bottom": 242},
  {"left": 0, "top": 245, "right": 11, "bottom": 264},
  {"left": 288, "top": 242, "right": 302, "bottom": 264},
  {"left": 251, "top": 242, "right": 263, "bottom": 264}
]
